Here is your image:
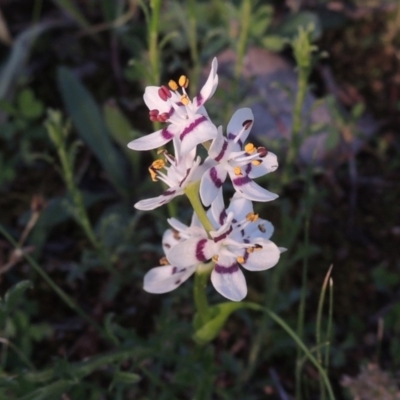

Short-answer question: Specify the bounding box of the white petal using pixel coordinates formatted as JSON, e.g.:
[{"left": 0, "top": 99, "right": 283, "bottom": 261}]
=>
[
  {"left": 208, "top": 126, "right": 227, "bottom": 159},
  {"left": 167, "top": 217, "right": 190, "bottom": 234},
  {"left": 200, "top": 164, "right": 227, "bottom": 207},
  {"left": 134, "top": 189, "right": 180, "bottom": 210},
  {"left": 162, "top": 229, "right": 180, "bottom": 255},
  {"left": 242, "top": 240, "right": 280, "bottom": 271},
  {"left": 127, "top": 128, "right": 174, "bottom": 151},
  {"left": 245, "top": 218, "right": 274, "bottom": 240},
  {"left": 231, "top": 176, "right": 278, "bottom": 202},
  {"left": 226, "top": 192, "right": 253, "bottom": 221},
  {"left": 248, "top": 152, "right": 279, "bottom": 179},
  {"left": 210, "top": 189, "right": 227, "bottom": 226},
  {"left": 167, "top": 238, "right": 217, "bottom": 267},
  {"left": 179, "top": 117, "right": 218, "bottom": 156},
  {"left": 227, "top": 108, "right": 254, "bottom": 144},
  {"left": 143, "top": 264, "right": 196, "bottom": 294},
  {"left": 195, "top": 57, "right": 218, "bottom": 108},
  {"left": 143, "top": 86, "right": 171, "bottom": 113},
  {"left": 211, "top": 263, "right": 247, "bottom": 301}
]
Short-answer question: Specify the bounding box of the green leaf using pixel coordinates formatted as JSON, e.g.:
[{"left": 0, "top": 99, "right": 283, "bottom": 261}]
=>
[
  {"left": 261, "top": 35, "right": 287, "bottom": 52},
  {"left": 18, "top": 379, "right": 73, "bottom": 400},
  {"left": 273, "top": 11, "right": 322, "bottom": 40},
  {"left": 351, "top": 102, "right": 365, "bottom": 119},
  {"left": 325, "top": 128, "right": 340, "bottom": 151},
  {"left": 5, "top": 280, "right": 32, "bottom": 311},
  {"left": 57, "top": 67, "right": 127, "bottom": 197},
  {"left": 193, "top": 302, "right": 254, "bottom": 345},
  {"left": 112, "top": 371, "right": 141, "bottom": 385},
  {"left": 17, "top": 88, "right": 44, "bottom": 119},
  {"left": 52, "top": 0, "right": 91, "bottom": 30},
  {"left": 103, "top": 101, "right": 141, "bottom": 174},
  {"left": 250, "top": 5, "right": 273, "bottom": 38},
  {"left": 103, "top": 101, "right": 137, "bottom": 149}
]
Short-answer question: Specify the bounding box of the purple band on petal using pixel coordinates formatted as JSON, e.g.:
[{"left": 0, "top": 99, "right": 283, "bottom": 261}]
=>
[
  {"left": 213, "top": 225, "right": 232, "bottom": 243},
  {"left": 180, "top": 115, "right": 207, "bottom": 141},
  {"left": 228, "top": 133, "right": 242, "bottom": 148},
  {"left": 214, "top": 140, "right": 228, "bottom": 162},
  {"left": 210, "top": 167, "right": 223, "bottom": 188},
  {"left": 179, "top": 168, "right": 191, "bottom": 187},
  {"left": 215, "top": 263, "right": 239, "bottom": 274},
  {"left": 233, "top": 175, "right": 251, "bottom": 187},
  {"left": 245, "top": 163, "right": 252, "bottom": 174},
  {"left": 172, "top": 266, "right": 177, "bottom": 275},
  {"left": 163, "top": 189, "right": 176, "bottom": 196},
  {"left": 196, "top": 93, "right": 204, "bottom": 107},
  {"left": 162, "top": 128, "right": 174, "bottom": 140},
  {"left": 196, "top": 238, "right": 208, "bottom": 261},
  {"left": 219, "top": 209, "right": 227, "bottom": 225}
]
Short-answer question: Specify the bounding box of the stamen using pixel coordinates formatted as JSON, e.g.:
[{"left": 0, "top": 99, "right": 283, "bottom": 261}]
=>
[
  {"left": 246, "top": 247, "right": 255, "bottom": 254},
  {"left": 246, "top": 212, "right": 259, "bottom": 222},
  {"left": 254, "top": 244, "right": 263, "bottom": 250},
  {"left": 244, "top": 143, "right": 256, "bottom": 153},
  {"left": 258, "top": 224, "right": 266, "bottom": 233},
  {"left": 151, "top": 159, "right": 165, "bottom": 170},
  {"left": 159, "top": 256, "right": 169, "bottom": 265},
  {"left": 242, "top": 119, "right": 253, "bottom": 130},
  {"left": 168, "top": 80, "right": 179, "bottom": 91},
  {"left": 172, "top": 229, "right": 181, "bottom": 240},
  {"left": 149, "top": 109, "right": 159, "bottom": 122},
  {"left": 251, "top": 160, "right": 261, "bottom": 166},
  {"left": 234, "top": 166, "right": 242, "bottom": 176},
  {"left": 158, "top": 112, "right": 170, "bottom": 123},
  {"left": 179, "top": 75, "right": 189, "bottom": 88},
  {"left": 237, "top": 256, "right": 245, "bottom": 264},
  {"left": 257, "top": 147, "right": 268, "bottom": 157},
  {"left": 149, "top": 167, "right": 157, "bottom": 182},
  {"left": 181, "top": 94, "right": 190, "bottom": 106},
  {"left": 158, "top": 85, "right": 171, "bottom": 101},
  {"left": 212, "top": 255, "right": 219, "bottom": 262}
]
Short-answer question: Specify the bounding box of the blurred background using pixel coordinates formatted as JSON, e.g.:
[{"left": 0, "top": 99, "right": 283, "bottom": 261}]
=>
[{"left": 0, "top": 0, "right": 399, "bottom": 399}]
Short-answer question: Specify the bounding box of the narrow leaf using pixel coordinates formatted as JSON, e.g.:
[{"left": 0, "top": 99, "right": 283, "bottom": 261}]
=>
[
  {"left": 5, "top": 280, "right": 32, "bottom": 311},
  {"left": 57, "top": 67, "right": 127, "bottom": 196}
]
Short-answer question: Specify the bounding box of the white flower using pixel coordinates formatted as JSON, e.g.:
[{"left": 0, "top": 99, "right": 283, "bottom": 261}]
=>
[
  {"left": 200, "top": 108, "right": 279, "bottom": 206},
  {"left": 143, "top": 215, "right": 206, "bottom": 293},
  {"left": 128, "top": 58, "right": 219, "bottom": 156},
  {"left": 134, "top": 147, "right": 207, "bottom": 210},
  {"left": 166, "top": 193, "right": 281, "bottom": 301}
]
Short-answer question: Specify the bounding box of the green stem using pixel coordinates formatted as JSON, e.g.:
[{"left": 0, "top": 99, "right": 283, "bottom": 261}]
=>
[
  {"left": 148, "top": 0, "right": 162, "bottom": 86},
  {"left": 284, "top": 67, "right": 308, "bottom": 184},
  {"left": 188, "top": 0, "right": 200, "bottom": 95},
  {"left": 295, "top": 166, "right": 314, "bottom": 399},
  {"left": 234, "top": 0, "right": 252, "bottom": 80},
  {"left": 194, "top": 262, "right": 214, "bottom": 325},
  {"left": 184, "top": 181, "right": 214, "bottom": 234},
  {"left": 0, "top": 223, "right": 110, "bottom": 342},
  {"left": 239, "top": 302, "right": 335, "bottom": 399},
  {"left": 265, "top": 308, "right": 335, "bottom": 400}
]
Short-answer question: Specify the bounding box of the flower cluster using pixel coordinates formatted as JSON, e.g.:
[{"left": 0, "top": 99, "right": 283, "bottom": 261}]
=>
[{"left": 129, "top": 58, "right": 282, "bottom": 301}]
